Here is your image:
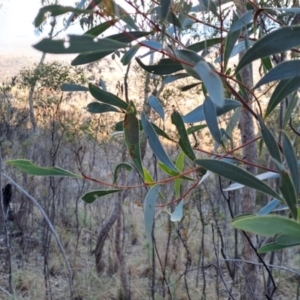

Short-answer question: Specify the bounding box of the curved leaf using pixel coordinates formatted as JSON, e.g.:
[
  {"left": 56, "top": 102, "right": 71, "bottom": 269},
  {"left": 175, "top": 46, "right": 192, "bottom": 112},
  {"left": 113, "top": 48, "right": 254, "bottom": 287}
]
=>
[
  {"left": 148, "top": 95, "right": 165, "bottom": 120},
  {"left": 236, "top": 26, "right": 300, "bottom": 73},
  {"left": 266, "top": 78, "right": 300, "bottom": 117},
  {"left": 170, "top": 200, "right": 184, "bottom": 222},
  {"left": 183, "top": 99, "right": 241, "bottom": 123},
  {"left": 254, "top": 61, "right": 300, "bottom": 89},
  {"left": 144, "top": 185, "right": 161, "bottom": 246},
  {"left": 141, "top": 113, "right": 177, "bottom": 172},
  {"left": 203, "top": 97, "right": 222, "bottom": 144},
  {"left": 257, "top": 199, "right": 280, "bottom": 215},
  {"left": 163, "top": 73, "right": 190, "bottom": 84},
  {"left": 60, "top": 83, "right": 88, "bottom": 92},
  {"left": 232, "top": 215, "right": 300, "bottom": 237},
  {"left": 6, "top": 160, "right": 81, "bottom": 178},
  {"left": 276, "top": 234, "right": 300, "bottom": 245},
  {"left": 175, "top": 152, "right": 185, "bottom": 197},
  {"left": 188, "top": 38, "right": 221, "bottom": 53},
  {"left": 258, "top": 241, "right": 297, "bottom": 253},
  {"left": 113, "top": 163, "right": 133, "bottom": 184},
  {"left": 87, "top": 102, "right": 120, "bottom": 113},
  {"left": 283, "top": 132, "right": 299, "bottom": 194},
  {"left": 34, "top": 4, "right": 91, "bottom": 27},
  {"left": 158, "top": 162, "right": 194, "bottom": 181},
  {"left": 83, "top": 20, "right": 118, "bottom": 37},
  {"left": 171, "top": 110, "right": 196, "bottom": 161},
  {"left": 160, "top": 0, "right": 171, "bottom": 20},
  {"left": 89, "top": 83, "right": 128, "bottom": 110},
  {"left": 136, "top": 57, "right": 182, "bottom": 75},
  {"left": 230, "top": 10, "right": 253, "bottom": 33},
  {"left": 258, "top": 116, "right": 281, "bottom": 163},
  {"left": 194, "top": 61, "right": 224, "bottom": 107},
  {"left": 195, "top": 159, "right": 281, "bottom": 199},
  {"left": 283, "top": 92, "right": 298, "bottom": 128},
  {"left": 82, "top": 189, "right": 122, "bottom": 204},
  {"left": 124, "top": 102, "right": 144, "bottom": 179},
  {"left": 121, "top": 44, "right": 140, "bottom": 65}
]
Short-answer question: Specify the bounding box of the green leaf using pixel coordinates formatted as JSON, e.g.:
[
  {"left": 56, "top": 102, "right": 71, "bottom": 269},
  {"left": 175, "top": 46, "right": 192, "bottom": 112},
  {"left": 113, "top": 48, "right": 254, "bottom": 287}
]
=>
[
  {"left": 160, "top": 0, "right": 171, "bottom": 20},
  {"left": 179, "top": 82, "right": 201, "bottom": 92},
  {"left": 60, "top": 83, "right": 88, "bottom": 92},
  {"left": 283, "top": 132, "right": 299, "bottom": 194},
  {"left": 82, "top": 190, "right": 122, "bottom": 204},
  {"left": 87, "top": 102, "right": 120, "bottom": 113},
  {"left": 170, "top": 200, "right": 184, "bottom": 222},
  {"left": 276, "top": 234, "right": 300, "bottom": 245},
  {"left": 124, "top": 101, "right": 144, "bottom": 179},
  {"left": 158, "top": 162, "right": 194, "bottom": 181},
  {"left": 183, "top": 99, "right": 241, "bottom": 123},
  {"left": 89, "top": 83, "right": 128, "bottom": 110},
  {"left": 283, "top": 92, "right": 298, "bottom": 128},
  {"left": 258, "top": 241, "right": 298, "bottom": 253},
  {"left": 121, "top": 44, "right": 140, "bottom": 65},
  {"left": 229, "top": 10, "right": 253, "bottom": 33},
  {"left": 254, "top": 61, "right": 300, "bottom": 89},
  {"left": 258, "top": 116, "right": 281, "bottom": 163},
  {"left": 34, "top": 34, "right": 126, "bottom": 54},
  {"left": 113, "top": 163, "right": 133, "bottom": 184},
  {"left": 195, "top": 159, "right": 281, "bottom": 199},
  {"left": 194, "top": 61, "right": 224, "bottom": 107},
  {"left": 188, "top": 38, "right": 221, "bottom": 53},
  {"left": 83, "top": 20, "right": 118, "bottom": 37},
  {"left": 203, "top": 97, "right": 222, "bottom": 144},
  {"left": 175, "top": 152, "right": 185, "bottom": 197},
  {"left": 148, "top": 95, "right": 165, "bottom": 120},
  {"left": 223, "top": 28, "right": 241, "bottom": 70},
  {"left": 236, "top": 26, "right": 300, "bottom": 73},
  {"left": 6, "top": 160, "right": 81, "bottom": 178},
  {"left": 143, "top": 168, "right": 154, "bottom": 184},
  {"left": 232, "top": 215, "right": 300, "bottom": 237},
  {"left": 187, "top": 124, "right": 206, "bottom": 135},
  {"left": 34, "top": 5, "right": 91, "bottom": 27},
  {"left": 141, "top": 113, "right": 178, "bottom": 172},
  {"left": 144, "top": 185, "right": 161, "bottom": 246},
  {"left": 136, "top": 57, "right": 182, "bottom": 75},
  {"left": 257, "top": 199, "right": 280, "bottom": 215},
  {"left": 266, "top": 78, "right": 300, "bottom": 118},
  {"left": 114, "top": 2, "right": 139, "bottom": 30},
  {"left": 279, "top": 170, "right": 298, "bottom": 219},
  {"left": 171, "top": 110, "right": 196, "bottom": 161}
]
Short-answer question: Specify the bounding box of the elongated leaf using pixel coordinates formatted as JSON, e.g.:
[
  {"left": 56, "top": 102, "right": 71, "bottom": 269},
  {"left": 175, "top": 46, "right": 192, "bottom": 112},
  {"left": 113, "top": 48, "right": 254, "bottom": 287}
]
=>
[
  {"left": 113, "top": 163, "right": 133, "bottom": 184},
  {"left": 160, "top": 0, "right": 171, "bottom": 20},
  {"left": 83, "top": 20, "right": 118, "bottom": 37},
  {"left": 187, "top": 124, "right": 206, "bottom": 135},
  {"left": 158, "top": 162, "right": 194, "bottom": 181},
  {"left": 283, "top": 93, "right": 298, "bottom": 128},
  {"left": 141, "top": 40, "right": 163, "bottom": 51},
  {"left": 124, "top": 102, "right": 144, "bottom": 179},
  {"left": 224, "top": 171, "right": 279, "bottom": 191},
  {"left": 175, "top": 152, "right": 185, "bottom": 197},
  {"left": 89, "top": 84, "right": 128, "bottom": 110},
  {"left": 121, "top": 44, "right": 140, "bottom": 65},
  {"left": 283, "top": 132, "right": 299, "bottom": 194},
  {"left": 232, "top": 215, "right": 300, "bottom": 237},
  {"left": 203, "top": 97, "right": 222, "bottom": 144},
  {"left": 114, "top": 2, "right": 139, "bottom": 30},
  {"left": 194, "top": 61, "right": 224, "bottom": 107},
  {"left": 141, "top": 113, "right": 178, "bottom": 172},
  {"left": 230, "top": 10, "right": 253, "bottom": 33},
  {"left": 236, "top": 26, "right": 300, "bottom": 73},
  {"left": 266, "top": 78, "right": 300, "bottom": 118},
  {"left": 222, "top": 27, "right": 241, "bottom": 69},
  {"left": 6, "top": 160, "right": 81, "bottom": 178},
  {"left": 258, "top": 241, "right": 298, "bottom": 253},
  {"left": 144, "top": 185, "right": 161, "bottom": 246},
  {"left": 34, "top": 4, "right": 91, "bottom": 27},
  {"left": 183, "top": 99, "right": 241, "bottom": 123},
  {"left": 179, "top": 82, "right": 201, "bottom": 91},
  {"left": 279, "top": 170, "right": 298, "bottom": 219},
  {"left": 60, "top": 83, "right": 88, "bottom": 91},
  {"left": 34, "top": 34, "right": 126, "bottom": 54},
  {"left": 276, "top": 234, "right": 300, "bottom": 245},
  {"left": 170, "top": 200, "right": 184, "bottom": 222},
  {"left": 195, "top": 159, "right": 281, "bottom": 199},
  {"left": 148, "top": 95, "right": 165, "bottom": 120},
  {"left": 87, "top": 102, "right": 120, "bottom": 113},
  {"left": 136, "top": 57, "right": 183, "bottom": 75},
  {"left": 257, "top": 199, "right": 280, "bottom": 215},
  {"left": 258, "top": 116, "right": 281, "bottom": 163},
  {"left": 82, "top": 190, "right": 122, "bottom": 204},
  {"left": 188, "top": 38, "right": 221, "bottom": 53},
  {"left": 143, "top": 168, "right": 154, "bottom": 184},
  {"left": 163, "top": 73, "right": 190, "bottom": 84},
  {"left": 171, "top": 110, "right": 196, "bottom": 161},
  {"left": 254, "top": 61, "right": 300, "bottom": 89}
]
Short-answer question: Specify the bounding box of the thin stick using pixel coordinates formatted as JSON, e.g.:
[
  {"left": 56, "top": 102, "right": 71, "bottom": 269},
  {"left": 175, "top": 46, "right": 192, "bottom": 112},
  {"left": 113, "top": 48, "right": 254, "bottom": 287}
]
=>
[{"left": 2, "top": 174, "right": 73, "bottom": 299}]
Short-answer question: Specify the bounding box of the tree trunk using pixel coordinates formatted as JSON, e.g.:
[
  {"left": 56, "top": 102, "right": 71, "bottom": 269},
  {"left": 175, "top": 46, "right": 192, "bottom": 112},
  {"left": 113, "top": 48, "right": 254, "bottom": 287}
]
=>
[{"left": 233, "top": 1, "right": 263, "bottom": 299}]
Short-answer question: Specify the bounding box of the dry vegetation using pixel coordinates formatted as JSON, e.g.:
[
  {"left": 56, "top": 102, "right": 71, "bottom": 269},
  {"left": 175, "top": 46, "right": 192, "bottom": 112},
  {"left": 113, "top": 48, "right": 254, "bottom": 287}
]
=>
[{"left": 0, "top": 55, "right": 299, "bottom": 300}]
